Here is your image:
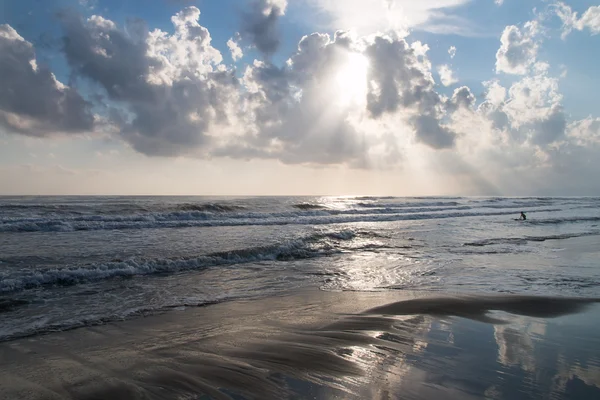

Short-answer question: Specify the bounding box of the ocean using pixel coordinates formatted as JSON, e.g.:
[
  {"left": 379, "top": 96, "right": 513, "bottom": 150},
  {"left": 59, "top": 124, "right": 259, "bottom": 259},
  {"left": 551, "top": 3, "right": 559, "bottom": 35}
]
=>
[
  {"left": 1, "top": 195, "right": 599, "bottom": 342},
  {"left": 1, "top": 195, "right": 600, "bottom": 399}
]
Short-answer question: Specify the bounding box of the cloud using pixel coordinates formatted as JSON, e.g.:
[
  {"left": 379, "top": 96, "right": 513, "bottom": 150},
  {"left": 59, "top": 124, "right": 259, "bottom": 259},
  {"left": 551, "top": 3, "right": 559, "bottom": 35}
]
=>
[
  {"left": 227, "top": 37, "right": 243, "bottom": 61},
  {"left": 465, "top": 66, "right": 567, "bottom": 148},
  {"left": 437, "top": 64, "right": 458, "bottom": 86},
  {"left": 496, "top": 21, "right": 539, "bottom": 74},
  {"left": 6, "top": 7, "right": 465, "bottom": 168},
  {"left": 364, "top": 35, "right": 455, "bottom": 148},
  {"left": 494, "top": 0, "right": 504, "bottom": 6},
  {"left": 0, "top": 24, "right": 94, "bottom": 137},
  {"left": 306, "top": 0, "right": 473, "bottom": 36},
  {"left": 224, "top": 30, "right": 458, "bottom": 165},
  {"left": 233, "top": 33, "right": 367, "bottom": 166},
  {"left": 448, "top": 45, "right": 456, "bottom": 58},
  {"left": 241, "top": 0, "right": 288, "bottom": 55},
  {"left": 554, "top": 3, "right": 600, "bottom": 39},
  {"left": 60, "top": 7, "right": 239, "bottom": 156},
  {"left": 567, "top": 117, "right": 600, "bottom": 145},
  {"left": 448, "top": 86, "right": 475, "bottom": 111},
  {"left": 3, "top": 2, "right": 599, "bottom": 191}
]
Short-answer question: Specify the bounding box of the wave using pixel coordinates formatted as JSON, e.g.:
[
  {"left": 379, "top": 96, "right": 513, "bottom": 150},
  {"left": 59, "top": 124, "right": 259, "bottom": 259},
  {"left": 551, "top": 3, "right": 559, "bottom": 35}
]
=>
[
  {"left": 0, "top": 298, "right": 29, "bottom": 312},
  {"left": 293, "top": 203, "right": 326, "bottom": 210},
  {"left": 0, "top": 201, "right": 245, "bottom": 215},
  {"left": 527, "top": 216, "right": 600, "bottom": 225},
  {"left": 175, "top": 203, "right": 245, "bottom": 212},
  {"left": 0, "top": 230, "right": 361, "bottom": 294},
  {"left": 353, "top": 196, "right": 398, "bottom": 200},
  {"left": 356, "top": 201, "right": 460, "bottom": 208},
  {"left": 0, "top": 208, "right": 563, "bottom": 233},
  {"left": 464, "top": 231, "right": 600, "bottom": 247},
  {"left": 0, "top": 298, "right": 230, "bottom": 342}
]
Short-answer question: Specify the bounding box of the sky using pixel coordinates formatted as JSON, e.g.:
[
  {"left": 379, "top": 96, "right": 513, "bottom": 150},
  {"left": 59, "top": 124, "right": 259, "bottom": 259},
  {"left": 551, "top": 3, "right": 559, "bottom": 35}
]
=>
[{"left": 1, "top": 0, "right": 599, "bottom": 196}]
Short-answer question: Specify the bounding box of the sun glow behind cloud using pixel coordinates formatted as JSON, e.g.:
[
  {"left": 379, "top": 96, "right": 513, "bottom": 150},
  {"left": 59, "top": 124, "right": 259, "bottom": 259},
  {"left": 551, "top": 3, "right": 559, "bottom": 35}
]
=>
[
  {"left": 2, "top": 0, "right": 600, "bottom": 195},
  {"left": 334, "top": 52, "right": 369, "bottom": 107}
]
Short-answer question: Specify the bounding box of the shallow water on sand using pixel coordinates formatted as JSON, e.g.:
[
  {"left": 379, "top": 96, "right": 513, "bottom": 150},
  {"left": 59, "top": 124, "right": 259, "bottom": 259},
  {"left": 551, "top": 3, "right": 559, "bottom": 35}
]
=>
[
  {"left": 1, "top": 290, "right": 598, "bottom": 400},
  {"left": 1, "top": 196, "right": 599, "bottom": 341}
]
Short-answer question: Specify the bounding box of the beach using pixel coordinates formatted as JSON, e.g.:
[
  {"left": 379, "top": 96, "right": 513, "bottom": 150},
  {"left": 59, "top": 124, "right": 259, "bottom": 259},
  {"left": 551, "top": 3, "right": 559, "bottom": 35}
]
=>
[
  {"left": 1, "top": 196, "right": 600, "bottom": 399},
  {"left": 3, "top": 0, "right": 600, "bottom": 397},
  {"left": 1, "top": 287, "right": 599, "bottom": 399}
]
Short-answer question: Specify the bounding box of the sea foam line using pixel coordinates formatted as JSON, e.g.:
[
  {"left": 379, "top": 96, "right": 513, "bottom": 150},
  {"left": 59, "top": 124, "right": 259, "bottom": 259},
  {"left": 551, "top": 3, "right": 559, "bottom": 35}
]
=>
[
  {"left": 0, "top": 230, "right": 358, "bottom": 294},
  {"left": 0, "top": 208, "right": 564, "bottom": 233}
]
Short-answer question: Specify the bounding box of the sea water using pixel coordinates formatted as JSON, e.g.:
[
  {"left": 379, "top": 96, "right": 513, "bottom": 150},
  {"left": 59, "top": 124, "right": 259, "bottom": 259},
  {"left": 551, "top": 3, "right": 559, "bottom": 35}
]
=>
[{"left": 1, "top": 196, "right": 599, "bottom": 341}]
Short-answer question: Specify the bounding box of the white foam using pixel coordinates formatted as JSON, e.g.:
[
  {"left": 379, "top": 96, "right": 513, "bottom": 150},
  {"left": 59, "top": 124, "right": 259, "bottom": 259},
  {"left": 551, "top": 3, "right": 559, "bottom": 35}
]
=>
[
  {"left": 0, "top": 208, "right": 564, "bottom": 233},
  {"left": 0, "top": 230, "right": 358, "bottom": 293}
]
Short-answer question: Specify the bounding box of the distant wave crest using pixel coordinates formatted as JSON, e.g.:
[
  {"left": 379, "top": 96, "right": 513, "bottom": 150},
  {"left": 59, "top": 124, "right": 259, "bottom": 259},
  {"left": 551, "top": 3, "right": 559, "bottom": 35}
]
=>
[{"left": 464, "top": 231, "right": 599, "bottom": 247}]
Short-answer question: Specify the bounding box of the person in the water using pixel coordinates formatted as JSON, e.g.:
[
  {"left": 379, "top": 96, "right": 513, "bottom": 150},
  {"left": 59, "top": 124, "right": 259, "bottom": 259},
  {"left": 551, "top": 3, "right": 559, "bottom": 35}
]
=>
[{"left": 520, "top": 212, "right": 527, "bottom": 220}]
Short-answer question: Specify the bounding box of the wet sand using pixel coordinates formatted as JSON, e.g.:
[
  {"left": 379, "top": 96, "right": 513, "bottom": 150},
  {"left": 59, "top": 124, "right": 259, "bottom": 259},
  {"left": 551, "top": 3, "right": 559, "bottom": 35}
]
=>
[{"left": 1, "top": 289, "right": 599, "bottom": 400}]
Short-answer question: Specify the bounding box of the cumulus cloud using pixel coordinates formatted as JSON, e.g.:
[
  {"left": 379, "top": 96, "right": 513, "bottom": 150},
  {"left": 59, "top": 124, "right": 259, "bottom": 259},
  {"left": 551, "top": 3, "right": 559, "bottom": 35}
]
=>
[
  {"left": 442, "top": 56, "right": 580, "bottom": 194},
  {"left": 60, "top": 7, "right": 239, "bottom": 156},
  {"left": 219, "top": 29, "right": 459, "bottom": 165},
  {"left": 437, "top": 64, "right": 458, "bottom": 86},
  {"left": 364, "top": 35, "right": 456, "bottom": 148},
  {"left": 496, "top": 21, "right": 539, "bottom": 75},
  {"left": 567, "top": 117, "right": 600, "bottom": 145},
  {"left": 3, "top": 1, "right": 600, "bottom": 189},
  {"left": 554, "top": 2, "right": 600, "bottom": 39},
  {"left": 448, "top": 45, "right": 456, "bottom": 58},
  {"left": 448, "top": 86, "right": 475, "bottom": 111},
  {"left": 231, "top": 33, "right": 369, "bottom": 166},
  {"left": 227, "top": 37, "right": 243, "bottom": 61},
  {"left": 468, "top": 67, "right": 567, "bottom": 148},
  {"left": 0, "top": 24, "right": 94, "bottom": 137},
  {"left": 241, "top": 0, "right": 287, "bottom": 55}
]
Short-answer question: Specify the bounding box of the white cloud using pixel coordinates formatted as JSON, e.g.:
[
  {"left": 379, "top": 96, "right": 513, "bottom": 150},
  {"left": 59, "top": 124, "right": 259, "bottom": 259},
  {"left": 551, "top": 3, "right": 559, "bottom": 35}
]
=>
[
  {"left": 59, "top": 7, "right": 239, "bottom": 157},
  {"left": 437, "top": 64, "right": 458, "bottom": 86},
  {"left": 494, "top": 0, "right": 504, "bottom": 6},
  {"left": 554, "top": 2, "right": 600, "bottom": 39},
  {"left": 2, "top": 3, "right": 600, "bottom": 195},
  {"left": 305, "top": 0, "right": 473, "bottom": 36},
  {"left": 448, "top": 45, "right": 456, "bottom": 58},
  {"left": 227, "top": 37, "right": 243, "bottom": 61},
  {"left": 568, "top": 117, "right": 600, "bottom": 145},
  {"left": 496, "top": 21, "right": 539, "bottom": 74}
]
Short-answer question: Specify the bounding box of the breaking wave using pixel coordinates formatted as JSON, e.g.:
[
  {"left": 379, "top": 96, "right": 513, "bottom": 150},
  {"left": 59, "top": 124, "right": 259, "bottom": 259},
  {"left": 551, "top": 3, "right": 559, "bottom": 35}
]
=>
[
  {"left": 175, "top": 203, "right": 244, "bottom": 212},
  {"left": 356, "top": 201, "right": 461, "bottom": 208},
  {"left": 0, "top": 230, "right": 360, "bottom": 294},
  {"left": 1, "top": 208, "right": 563, "bottom": 233},
  {"left": 293, "top": 203, "right": 326, "bottom": 210}
]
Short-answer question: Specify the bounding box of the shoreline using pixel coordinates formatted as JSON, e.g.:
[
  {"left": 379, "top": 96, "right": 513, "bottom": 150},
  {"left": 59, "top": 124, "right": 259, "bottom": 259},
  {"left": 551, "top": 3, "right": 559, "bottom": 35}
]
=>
[{"left": 1, "top": 289, "right": 599, "bottom": 399}]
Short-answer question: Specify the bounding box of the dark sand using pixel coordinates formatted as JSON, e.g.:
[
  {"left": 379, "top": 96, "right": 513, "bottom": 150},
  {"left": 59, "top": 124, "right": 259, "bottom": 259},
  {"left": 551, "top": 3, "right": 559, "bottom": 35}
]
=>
[{"left": 1, "top": 289, "right": 599, "bottom": 400}]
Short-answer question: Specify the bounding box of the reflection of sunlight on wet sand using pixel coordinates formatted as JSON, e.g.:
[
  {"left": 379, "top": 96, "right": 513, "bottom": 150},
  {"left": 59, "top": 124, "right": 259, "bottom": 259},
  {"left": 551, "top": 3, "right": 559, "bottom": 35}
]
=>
[
  {"left": 2, "top": 291, "right": 599, "bottom": 400},
  {"left": 339, "top": 316, "right": 436, "bottom": 399}
]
